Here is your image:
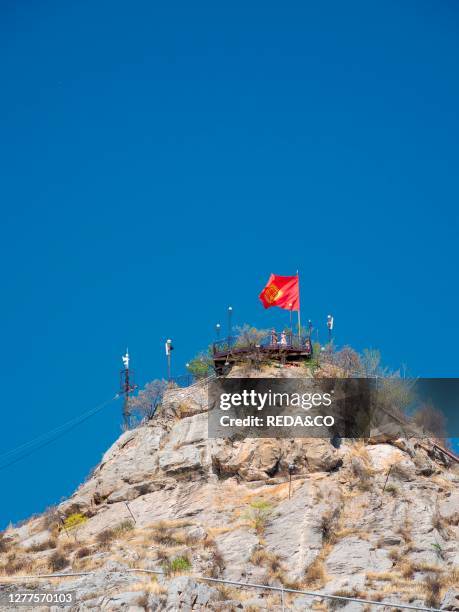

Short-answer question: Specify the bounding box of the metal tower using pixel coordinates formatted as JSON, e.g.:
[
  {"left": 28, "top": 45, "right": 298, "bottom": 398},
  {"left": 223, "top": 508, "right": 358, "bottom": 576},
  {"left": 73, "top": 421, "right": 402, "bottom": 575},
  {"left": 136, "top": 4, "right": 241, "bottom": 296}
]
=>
[{"left": 120, "top": 349, "right": 137, "bottom": 429}]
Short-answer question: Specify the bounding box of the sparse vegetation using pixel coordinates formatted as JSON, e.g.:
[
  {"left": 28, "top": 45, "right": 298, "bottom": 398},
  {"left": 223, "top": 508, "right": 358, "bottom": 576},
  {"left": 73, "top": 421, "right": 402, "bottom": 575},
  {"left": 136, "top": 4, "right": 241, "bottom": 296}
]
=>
[
  {"left": 162, "top": 554, "right": 192, "bottom": 575},
  {"left": 320, "top": 507, "right": 341, "bottom": 544},
  {"left": 63, "top": 513, "right": 87, "bottom": 531},
  {"left": 234, "top": 324, "right": 269, "bottom": 348},
  {"left": 75, "top": 546, "right": 91, "bottom": 558},
  {"left": 40, "top": 506, "right": 58, "bottom": 530},
  {"left": 424, "top": 573, "right": 442, "bottom": 608},
  {"left": 2, "top": 555, "right": 32, "bottom": 575},
  {"left": 186, "top": 351, "right": 213, "bottom": 379},
  {"left": 27, "top": 538, "right": 56, "bottom": 552},
  {"left": 49, "top": 551, "right": 69, "bottom": 572},
  {"left": 250, "top": 548, "right": 282, "bottom": 572},
  {"left": 245, "top": 500, "right": 272, "bottom": 536},
  {"left": 329, "top": 589, "right": 359, "bottom": 609},
  {"left": 128, "top": 379, "right": 168, "bottom": 424},
  {"left": 96, "top": 528, "right": 116, "bottom": 547},
  {"left": 5, "top": 340, "right": 458, "bottom": 610},
  {"left": 385, "top": 483, "right": 399, "bottom": 496},
  {"left": 113, "top": 520, "right": 135, "bottom": 536},
  {"left": 304, "top": 556, "right": 326, "bottom": 587},
  {"left": 0, "top": 533, "right": 13, "bottom": 553}
]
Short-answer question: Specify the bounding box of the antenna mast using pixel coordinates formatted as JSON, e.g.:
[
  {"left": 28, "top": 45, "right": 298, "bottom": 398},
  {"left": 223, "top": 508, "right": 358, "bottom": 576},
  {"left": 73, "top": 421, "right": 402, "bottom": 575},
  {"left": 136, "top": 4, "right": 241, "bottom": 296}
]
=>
[{"left": 120, "top": 349, "right": 136, "bottom": 429}]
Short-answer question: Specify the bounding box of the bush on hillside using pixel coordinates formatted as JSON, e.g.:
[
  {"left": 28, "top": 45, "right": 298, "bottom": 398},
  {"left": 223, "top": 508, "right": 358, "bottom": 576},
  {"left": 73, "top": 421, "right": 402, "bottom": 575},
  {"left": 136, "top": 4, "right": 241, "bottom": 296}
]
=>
[
  {"left": 63, "top": 513, "right": 87, "bottom": 530},
  {"left": 186, "top": 351, "right": 213, "bottom": 378},
  {"left": 49, "top": 552, "right": 69, "bottom": 572},
  {"left": 234, "top": 324, "right": 269, "bottom": 348},
  {"left": 128, "top": 379, "right": 168, "bottom": 424}
]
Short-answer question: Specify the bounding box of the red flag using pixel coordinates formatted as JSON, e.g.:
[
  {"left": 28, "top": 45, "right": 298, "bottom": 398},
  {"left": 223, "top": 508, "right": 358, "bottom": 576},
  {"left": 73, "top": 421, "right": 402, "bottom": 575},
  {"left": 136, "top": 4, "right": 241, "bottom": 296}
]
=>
[{"left": 259, "top": 274, "right": 299, "bottom": 311}]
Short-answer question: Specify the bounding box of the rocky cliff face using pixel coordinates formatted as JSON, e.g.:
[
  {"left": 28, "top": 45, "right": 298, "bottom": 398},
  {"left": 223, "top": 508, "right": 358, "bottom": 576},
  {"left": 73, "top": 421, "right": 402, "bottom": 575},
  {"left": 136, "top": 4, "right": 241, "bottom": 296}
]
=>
[{"left": 1, "top": 372, "right": 459, "bottom": 611}]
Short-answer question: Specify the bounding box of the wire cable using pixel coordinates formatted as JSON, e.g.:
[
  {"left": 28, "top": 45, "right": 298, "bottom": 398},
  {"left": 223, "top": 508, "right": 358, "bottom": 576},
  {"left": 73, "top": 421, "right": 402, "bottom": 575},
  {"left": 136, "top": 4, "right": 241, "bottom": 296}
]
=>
[{"left": 0, "top": 395, "right": 120, "bottom": 471}]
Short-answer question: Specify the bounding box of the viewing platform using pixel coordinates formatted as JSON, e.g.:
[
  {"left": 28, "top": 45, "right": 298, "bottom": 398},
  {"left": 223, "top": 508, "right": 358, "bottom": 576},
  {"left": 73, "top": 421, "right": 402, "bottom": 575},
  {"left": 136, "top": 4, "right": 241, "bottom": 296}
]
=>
[{"left": 212, "top": 331, "right": 313, "bottom": 374}]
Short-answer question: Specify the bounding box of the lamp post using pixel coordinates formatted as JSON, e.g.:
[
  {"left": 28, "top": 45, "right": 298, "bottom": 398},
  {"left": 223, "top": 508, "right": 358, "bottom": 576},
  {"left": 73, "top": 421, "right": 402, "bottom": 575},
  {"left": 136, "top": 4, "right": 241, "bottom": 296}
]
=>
[
  {"left": 228, "top": 306, "right": 233, "bottom": 346},
  {"left": 165, "top": 339, "right": 173, "bottom": 380},
  {"left": 308, "top": 319, "right": 312, "bottom": 338},
  {"left": 216, "top": 323, "right": 221, "bottom": 339}
]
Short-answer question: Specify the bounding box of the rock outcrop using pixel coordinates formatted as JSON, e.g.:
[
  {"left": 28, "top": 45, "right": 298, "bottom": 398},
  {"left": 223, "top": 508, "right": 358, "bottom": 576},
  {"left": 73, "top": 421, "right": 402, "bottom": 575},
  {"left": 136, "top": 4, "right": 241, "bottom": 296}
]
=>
[{"left": 1, "top": 372, "right": 458, "bottom": 611}]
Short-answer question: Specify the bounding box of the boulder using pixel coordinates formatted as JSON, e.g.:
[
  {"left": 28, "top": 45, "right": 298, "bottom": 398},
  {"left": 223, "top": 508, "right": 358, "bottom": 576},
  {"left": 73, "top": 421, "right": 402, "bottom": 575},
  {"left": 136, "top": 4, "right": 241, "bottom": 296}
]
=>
[{"left": 158, "top": 445, "right": 202, "bottom": 474}]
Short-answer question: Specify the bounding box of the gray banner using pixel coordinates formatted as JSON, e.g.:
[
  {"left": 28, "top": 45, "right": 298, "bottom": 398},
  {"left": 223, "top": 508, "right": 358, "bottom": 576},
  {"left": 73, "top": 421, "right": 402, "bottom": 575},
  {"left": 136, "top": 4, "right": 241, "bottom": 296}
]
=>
[{"left": 208, "top": 378, "right": 459, "bottom": 440}]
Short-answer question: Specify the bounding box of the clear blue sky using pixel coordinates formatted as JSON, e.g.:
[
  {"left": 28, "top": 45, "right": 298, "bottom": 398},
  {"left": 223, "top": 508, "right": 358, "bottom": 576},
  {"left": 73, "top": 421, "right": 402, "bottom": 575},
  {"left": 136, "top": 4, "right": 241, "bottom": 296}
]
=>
[{"left": 1, "top": 1, "right": 458, "bottom": 528}]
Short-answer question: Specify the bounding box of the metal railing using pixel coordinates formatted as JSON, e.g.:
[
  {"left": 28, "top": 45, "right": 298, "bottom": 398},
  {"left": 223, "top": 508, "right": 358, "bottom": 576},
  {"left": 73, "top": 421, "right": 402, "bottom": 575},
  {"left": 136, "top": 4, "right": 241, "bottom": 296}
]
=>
[
  {"left": 212, "top": 332, "right": 313, "bottom": 356},
  {"left": 1, "top": 568, "right": 442, "bottom": 611}
]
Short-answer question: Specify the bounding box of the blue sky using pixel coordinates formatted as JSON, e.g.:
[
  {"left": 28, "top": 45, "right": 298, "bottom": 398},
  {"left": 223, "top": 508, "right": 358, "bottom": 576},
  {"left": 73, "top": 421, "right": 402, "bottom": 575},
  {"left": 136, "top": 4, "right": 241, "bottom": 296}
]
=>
[{"left": 0, "top": 0, "right": 458, "bottom": 528}]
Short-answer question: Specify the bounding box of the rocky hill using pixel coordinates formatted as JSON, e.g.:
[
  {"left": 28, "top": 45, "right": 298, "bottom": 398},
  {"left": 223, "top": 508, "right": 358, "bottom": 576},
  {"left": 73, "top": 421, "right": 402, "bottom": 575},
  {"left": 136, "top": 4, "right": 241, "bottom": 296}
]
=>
[{"left": 1, "top": 367, "right": 458, "bottom": 611}]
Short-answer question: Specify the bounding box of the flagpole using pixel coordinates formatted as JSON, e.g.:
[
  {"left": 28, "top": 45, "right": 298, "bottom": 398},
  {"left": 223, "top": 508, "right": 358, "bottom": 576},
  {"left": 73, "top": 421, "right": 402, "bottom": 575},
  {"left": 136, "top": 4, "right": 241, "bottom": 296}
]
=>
[{"left": 296, "top": 270, "right": 301, "bottom": 345}]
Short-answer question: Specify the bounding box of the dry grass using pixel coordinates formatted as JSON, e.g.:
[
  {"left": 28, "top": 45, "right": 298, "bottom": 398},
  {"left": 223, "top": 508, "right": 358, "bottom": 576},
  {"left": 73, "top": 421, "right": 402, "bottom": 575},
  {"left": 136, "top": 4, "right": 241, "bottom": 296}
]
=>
[
  {"left": 431, "top": 510, "right": 452, "bottom": 539},
  {"left": 75, "top": 546, "right": 92, "bottom": 559},
  {"left": 364, "top": 560, "right": 458, "bottom": 606},
  {"left": 48, "top": 551, "right": 69, "bottom": 571},
  {"left": 396, "top": 512, "right": 412, "bottom": 543},
  {"left": 424, "top": 574, "right": 442, "bottom": 609},
  {"left": 399, "top": 560, "right": 415, "bottom": 579},
  {"left": 206, "top": 525, "right": 234, "bottom": 537},
  {"left": 130, "top": 578, "right": 167, "bottom": 595},
  {"left": 329, "top": 589, "right": 367, "bottom": 610},
  {"left": 385, "top": 483, "right": 400, "bottom": 496},
  {"left": 366, "top": 571, "right": 394, "bottom": 582},
  {"left": 39, "top": 506, "right": 58, "bottom": 531},
  {"left": 145, "top": 520, "right": 196, "bottom": 548},
  {"left": 388, "top": 548, "right": 401, "bottom": 563},
  {"left": 0, "top": 555, "right": 33, "bottom": 576},
  {"left": 215, "top": 583, "right": 250, "bottom": 602},
  {"left": 304, "top": 557, "right": 327, "bottom": 588},
  {"left": 249, "top": 548, "right": 281, "bottom": 571},
  {"left": 319, "top": 507, "right": 342, "bottom": 544},
  {"left": 309, "top": 602, "right": 328, "bottom": 611},
  {"left": 72, "top": 553, "right": 106, "bottom": 572},
  {"left": 26, "top": 538, "right": 57, "bottom": 552},
  {"left": 264, "top": 593, "right": 282, "bottom": 607},
  {"left": 0, "top": 533, "right": 15, "bottom": 554},
  {"left": 96, "top": 528, "right": 116, "bottom": 548}
]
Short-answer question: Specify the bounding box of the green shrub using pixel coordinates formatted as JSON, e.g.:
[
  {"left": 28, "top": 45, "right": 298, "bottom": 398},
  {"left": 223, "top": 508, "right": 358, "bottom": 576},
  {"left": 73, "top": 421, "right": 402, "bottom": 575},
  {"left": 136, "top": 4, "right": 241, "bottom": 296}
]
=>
[
  {"left": 63, "top": 513, "right": 87, "bottom": 530},
  {"left": 170, "top": 556, "right": 192, "bottom": 572},
  {"left": 163, "top": 555, "right": 192, "bottom": 575},
  {"left": 186, "top": 353, "right": 213, "bottom": 378},
  {"left": 245, "top": 500, "right": 272, "bottom": 535}
]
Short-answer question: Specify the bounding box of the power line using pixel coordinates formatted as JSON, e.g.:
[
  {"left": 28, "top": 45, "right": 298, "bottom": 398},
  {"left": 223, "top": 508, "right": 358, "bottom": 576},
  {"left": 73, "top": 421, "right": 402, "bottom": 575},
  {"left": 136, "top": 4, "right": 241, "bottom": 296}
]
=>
[{"left": 0, "top": 395, "right": 119, "bottom": 472}]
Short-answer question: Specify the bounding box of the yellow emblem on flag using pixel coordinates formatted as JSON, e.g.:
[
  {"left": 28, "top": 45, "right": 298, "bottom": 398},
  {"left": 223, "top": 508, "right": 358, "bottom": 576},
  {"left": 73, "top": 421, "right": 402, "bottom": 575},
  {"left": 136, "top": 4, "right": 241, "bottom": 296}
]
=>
[{"left": 264, "top": 284, "right": 283, "bottom": 304}]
